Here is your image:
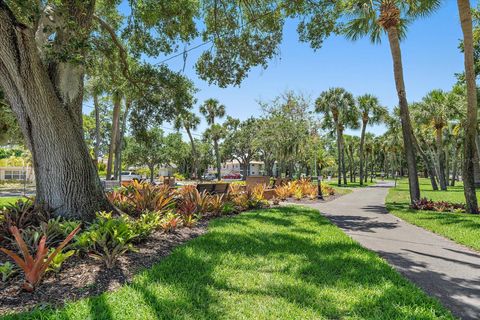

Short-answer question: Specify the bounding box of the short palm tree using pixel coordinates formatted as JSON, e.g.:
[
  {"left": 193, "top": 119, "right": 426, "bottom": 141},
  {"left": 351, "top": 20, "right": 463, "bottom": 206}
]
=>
[
  {"left": 342, "top": 0, "right": 441, "bottom": 202},
  {"left": 174, "top": 111, "right": 201, "bottom": 179},
  {"left": 457, "top": 0, "right": 478, "bottom": 213},
  {"left": 357, "top": 94, "right": 387, "bottom": 185},
  {"left": 315, "top": 88, "right": 359, "bottom": 186},
  {"left": 200, "top": 99, "right": 226, "bottom": 181},
  {"left": 414, "top": 90, "right": 456, "bottom": 190}
]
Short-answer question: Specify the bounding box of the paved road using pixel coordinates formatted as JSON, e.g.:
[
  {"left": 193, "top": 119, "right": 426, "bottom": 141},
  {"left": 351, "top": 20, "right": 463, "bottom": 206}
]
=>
[{"left": 303, "top": 181, "right": 480, "bottom": 320}]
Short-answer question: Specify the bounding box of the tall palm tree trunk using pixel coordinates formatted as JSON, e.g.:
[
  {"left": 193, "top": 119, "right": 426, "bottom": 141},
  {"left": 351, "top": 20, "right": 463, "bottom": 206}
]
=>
[
  {"left": 340, "top": 134, "right": 348, "bottom": 185},
  {"left": 457, "top": 0, "right": 479, "bottom": 213},
  {"left": 415, "top": 137, "right": 439, "bottom": 190},
  {"left": 106, "top": 94, "right": 121, "bottom": 180},
  {"left": 386, "top": 26, "right": 420, "bottom": 202},
  {"left": 214, "top": 139, "right": 221, "bottom": 181},
  {"left": 93, "top": 94, "right": 101, "bottom": 168},
  {"left": 451, "top": 143, "right": 459, "bottom": 187},
  {"left": 359, "top": 120, "right": 367, "bottom": 185},
  {"left": 185, "top": 127, "right": 199, "bottom": 179},
  {"left": 364, "top": 150, "right": 369, "bottom": 183},
  {"left": 336, "top": 126, "right": 342, "bottom": 186},
  {"left": 435, "top": 129, "right": 447, "bottom": 190}
]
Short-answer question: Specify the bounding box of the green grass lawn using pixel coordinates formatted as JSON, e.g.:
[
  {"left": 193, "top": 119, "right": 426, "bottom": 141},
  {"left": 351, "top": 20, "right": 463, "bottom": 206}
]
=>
[
  {"left": 386, "top": 178, "right": 480, "bottom": 251},
  {"left": 4, "top": 206, "right": 452, "bottom": 319},
  {"left": 0, "top": 196, "right": 21, "bottom": 207}
]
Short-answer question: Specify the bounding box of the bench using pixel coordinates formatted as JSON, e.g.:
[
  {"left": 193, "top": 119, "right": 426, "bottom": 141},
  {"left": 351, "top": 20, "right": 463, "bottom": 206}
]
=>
[{"left": 196, "top": 183, "right": 230, "bottom": 195}]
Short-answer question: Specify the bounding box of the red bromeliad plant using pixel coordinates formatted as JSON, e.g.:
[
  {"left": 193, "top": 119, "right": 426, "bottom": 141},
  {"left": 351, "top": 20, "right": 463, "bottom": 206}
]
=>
[{"left": 0, "top": 225, "right": 81, "bottom": 291}]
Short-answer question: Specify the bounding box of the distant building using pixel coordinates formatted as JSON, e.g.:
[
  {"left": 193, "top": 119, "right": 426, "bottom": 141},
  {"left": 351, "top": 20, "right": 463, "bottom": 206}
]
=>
[
  {"left": 0, "top": 166, "right": 35, "bottom": 182},
  {"left": 207, "top": 160, "right": 277, "bottom": 177}
]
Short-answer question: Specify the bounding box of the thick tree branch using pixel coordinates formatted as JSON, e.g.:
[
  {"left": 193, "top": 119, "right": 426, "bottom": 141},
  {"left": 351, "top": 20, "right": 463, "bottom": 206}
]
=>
[{"left": 93, "top": 14, "right": 138, "bottom": 86}]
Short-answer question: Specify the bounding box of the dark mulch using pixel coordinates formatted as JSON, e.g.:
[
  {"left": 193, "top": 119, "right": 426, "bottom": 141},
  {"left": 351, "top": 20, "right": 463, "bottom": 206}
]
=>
[{"left": 0, "top": 220, "right": 210, "bottom": 315}]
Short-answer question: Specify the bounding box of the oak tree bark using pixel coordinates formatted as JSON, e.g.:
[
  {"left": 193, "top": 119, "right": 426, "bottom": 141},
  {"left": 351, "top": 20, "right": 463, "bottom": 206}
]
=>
[{"left": 0, "top": 3, "right": 113, "bottom": 220}]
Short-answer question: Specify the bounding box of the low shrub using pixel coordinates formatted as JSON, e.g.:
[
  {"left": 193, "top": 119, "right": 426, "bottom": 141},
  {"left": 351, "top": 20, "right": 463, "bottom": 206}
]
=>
[
  {"left": 411, "top": 198, "right": 466, "bottom": 213},
  {"left": 75, "top": 212, "right": 137, "bottom": 269},
  {"left": 0, "top": 261, "right": 15, "bottom": 282},
  {"left": 210, "top": 194, "right": 225, "bottom": 216},
  {"left": 160, "top": 212, "right": 181, "bottom": 233},
  {"left": 0, "top": 199, "right": 49, "bottom": 238},
  {"left": 221, "top": 202, "right": 236, "bottom": 215}
]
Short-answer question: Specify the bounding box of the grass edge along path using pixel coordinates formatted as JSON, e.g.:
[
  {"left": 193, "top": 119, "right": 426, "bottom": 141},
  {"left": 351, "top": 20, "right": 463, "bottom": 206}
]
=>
[
  {"left": 386, "top": 178, "right": 480, "bottom": 252},
  {"left": 3, "top": 206, "right": 452, "bottom": 320}
]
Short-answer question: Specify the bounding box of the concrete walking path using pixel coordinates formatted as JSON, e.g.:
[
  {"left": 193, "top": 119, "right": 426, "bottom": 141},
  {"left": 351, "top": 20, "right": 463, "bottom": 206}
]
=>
[{"left": 302, "top": 181, "right": 480, "bottom": 320}]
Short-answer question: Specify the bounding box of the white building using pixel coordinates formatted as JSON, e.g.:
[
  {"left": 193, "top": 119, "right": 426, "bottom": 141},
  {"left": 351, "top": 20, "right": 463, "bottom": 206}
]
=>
[
  {"left": 207, "top": 160, "right": 277, "bottom": 176},
  {"left": 0, "top": 166, "right": 35, "bottom": 182}
]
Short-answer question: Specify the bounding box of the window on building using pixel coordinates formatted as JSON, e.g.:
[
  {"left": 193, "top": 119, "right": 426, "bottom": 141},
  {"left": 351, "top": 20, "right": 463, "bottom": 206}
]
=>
[{"left": 4, "top": 170, "right": 26, "bottom": 180}]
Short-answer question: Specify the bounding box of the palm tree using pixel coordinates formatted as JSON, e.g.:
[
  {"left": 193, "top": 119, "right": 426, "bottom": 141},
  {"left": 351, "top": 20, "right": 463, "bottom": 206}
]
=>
[
  {"left": 357, "top": 94, "right": 387, "bottom": 185},
  {"left": 412, "top": 90, "right": 453, "bottom": 190},
  {"left": 174, "top": 111, "right": 201, "bottom": 179},
  {"left": 342, "top": 0, "right": 441, "bottom": 202},
  {"left": 316, "top": 88, "right": 359, "bottom": 186},
  {"left": 457, "top": 0, "right": 478, "bottom": 213},
  {"left": 200, "top": 99, "right": 226, "bottom": 181}
]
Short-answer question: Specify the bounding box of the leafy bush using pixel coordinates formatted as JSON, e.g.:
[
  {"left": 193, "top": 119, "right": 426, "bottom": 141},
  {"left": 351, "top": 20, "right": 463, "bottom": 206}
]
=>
[
  {"left": 221, "top": 202, "right": 236, "bottom": 215},
  {"left": 75, "top": 212, "right": 137, "bottom": 269},
  {"left": 0, "top": 261, "right": 15, "bottom": 281},
  {"left": 46, "top": 248, "right": 76, "bottom": 273},
  {"left": 130, "top": 181, "right": 174, "bottom": 215},
  {"left": 173, "top": 172, "right": 185, "bottom": 181},
  {"left": 14, "top": 217, "right": 80, "bottom": 252},
  {"left": 0, "top": 225, "right": 80, "bottom": 291},
  {"left": 132, "top": 211, "right": 162, "bottom": 240},
  {"left": 411, "top": 198, "right": 466, "bottom": 213},
  {"left": 0, "top": 199, "right": 48, "bottom": 238},
  {"left": 107, "top": 182, "right": 175, "bottom": 216},
  {"left": 210, "top": 194, "right": 225, "bottom": 216},
  {"left": 274, "top": 185, "right": 290, "bottom": 201},
  {"left": 160, "top": 212, "right": 181, "bottom": 233}
]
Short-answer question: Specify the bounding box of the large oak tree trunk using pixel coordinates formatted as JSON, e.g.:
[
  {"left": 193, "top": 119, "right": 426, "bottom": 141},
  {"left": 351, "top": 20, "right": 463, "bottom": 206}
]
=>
[
  {"left": 0, "top": 4, "right": 113, "bottom": 220},
  {"left": 386, "top": 26, "right": 420, "bottom": 203},
  {"left": 457, "top": 0, "right": 479, "bottom": 213}
]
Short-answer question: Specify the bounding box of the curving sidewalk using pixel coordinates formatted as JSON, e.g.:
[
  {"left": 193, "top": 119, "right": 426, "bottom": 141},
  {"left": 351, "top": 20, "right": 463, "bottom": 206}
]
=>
[{"left": 303, "top": 181, "right": 480, "bottom": 320}]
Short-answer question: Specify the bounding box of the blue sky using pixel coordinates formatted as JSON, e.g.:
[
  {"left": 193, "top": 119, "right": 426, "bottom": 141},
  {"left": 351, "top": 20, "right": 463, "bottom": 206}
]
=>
[{"left": 89, "top": 1, "right": 467, "bottom": 137}]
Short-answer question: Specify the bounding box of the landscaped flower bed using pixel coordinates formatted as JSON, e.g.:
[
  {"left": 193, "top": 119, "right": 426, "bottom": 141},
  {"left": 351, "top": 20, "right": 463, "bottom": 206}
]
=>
[
  {"left": 273, "top": 179, "right": 336, "bottom": 203},
  {"left": 410, "top": 198, "right": 467, "bottom": 213},
  {"left": 0, "top": 181, "right": 270, "bottom": 315}
]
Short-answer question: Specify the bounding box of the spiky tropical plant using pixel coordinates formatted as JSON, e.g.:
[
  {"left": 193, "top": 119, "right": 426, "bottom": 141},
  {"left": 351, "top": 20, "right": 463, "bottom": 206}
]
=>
[
  {"left": 357, "top": 94, "right": 387, "bottom": 185},
  {"left": 200, "top": 99, "right": 226, "bottom": 181},
  {"left": 341, "top": 0, "right": 441, "bottom": 202},
  {"left": 315, "top": 88, "right": 359, "bottom": 186}
]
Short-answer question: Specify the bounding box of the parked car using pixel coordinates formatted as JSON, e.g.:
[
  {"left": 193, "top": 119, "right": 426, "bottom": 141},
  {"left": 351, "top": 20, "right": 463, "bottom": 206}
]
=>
[
  {"left": 120, "top": 171, "right": 142, "bottom": 181},
  {"left": 222, "top": 173, "right": 242, "bottom": 180},
  {"left": 202, "top": 173, "right": 216, "bottom": 181}
]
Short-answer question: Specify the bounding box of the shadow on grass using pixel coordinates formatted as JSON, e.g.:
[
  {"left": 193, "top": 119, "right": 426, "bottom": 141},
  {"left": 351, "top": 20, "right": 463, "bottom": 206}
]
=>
[{"left": 6, "top": 206, "right": 452, "bottom": 320}]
